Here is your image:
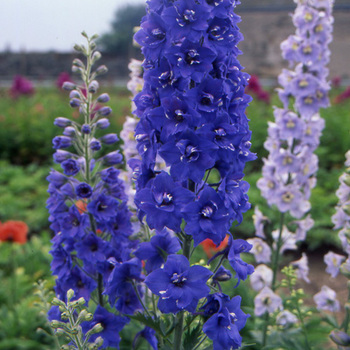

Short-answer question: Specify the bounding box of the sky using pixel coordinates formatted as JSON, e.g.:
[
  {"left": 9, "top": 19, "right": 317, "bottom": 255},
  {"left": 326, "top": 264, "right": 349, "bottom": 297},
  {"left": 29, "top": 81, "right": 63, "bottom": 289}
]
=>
[{"left": 0, "top": 0, "right": 145, "bottom": 52}]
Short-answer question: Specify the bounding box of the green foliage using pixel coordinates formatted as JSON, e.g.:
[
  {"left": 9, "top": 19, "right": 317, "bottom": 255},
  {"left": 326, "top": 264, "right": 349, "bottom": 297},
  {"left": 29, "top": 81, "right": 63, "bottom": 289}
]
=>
[
  {"left": 98, "top": 4, "right": 146, "bottom": 56},
  {"left": 0, "top": 87, "right": 130, "bottom": 165},
  {"left": 0, "top": 236, "right": 56, "bottom": 349},
  {"left": 0, "top": 161, "right": 51, "bottom": 233}
]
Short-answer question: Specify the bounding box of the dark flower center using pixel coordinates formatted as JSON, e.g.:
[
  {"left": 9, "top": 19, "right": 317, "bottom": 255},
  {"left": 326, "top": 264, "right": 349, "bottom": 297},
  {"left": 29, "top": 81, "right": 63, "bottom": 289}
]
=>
[
  {"left": 200, "top": 92, "right": 214, "bottom": 106},
  {"left": 185, "top": 49, "right": 200, "bottom": 65},
  {"left": 97, "top": 203, "right": 108, "bottom": 211},
  {"left": 184, "top": 145, "right": 199, "bottom": 162},
  {"left": 151, "top": 28, "right": 165, "bottom": 41},
  {"left": 171, "top": 272, "right": 186, "bottom": 287},
  {"left": 215, "top": 127, "right": 226, "bottom": 140},
  {"left": 90, "top": 243, "right": 98, "bottom": 252},
  {"left": 174, "top": 109, "right": 184, "bottom": 122}
]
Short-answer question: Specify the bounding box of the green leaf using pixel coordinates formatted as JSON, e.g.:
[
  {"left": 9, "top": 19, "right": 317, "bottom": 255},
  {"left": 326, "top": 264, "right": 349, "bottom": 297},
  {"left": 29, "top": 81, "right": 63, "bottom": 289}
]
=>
[
  {"left": 128, "top": 313, "right": 165, "bottom": 336},
  {"left": 183, "top": 323, "right": 203, "bottom": 350}
]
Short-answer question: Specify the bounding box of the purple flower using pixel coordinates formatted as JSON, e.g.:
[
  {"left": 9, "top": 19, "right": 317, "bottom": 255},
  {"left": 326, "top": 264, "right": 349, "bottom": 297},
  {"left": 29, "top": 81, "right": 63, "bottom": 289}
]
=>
[
  {"left": 247, "top": 238, "right": 271, "bottom": 264},
  {"left": 182, "top": 185, "right": 230, "bottom": 246},
  {"left": 87, "top": 194, "right": 119, "bottom": 222},
  {"left": 145, "top": 254, "right": 212, "bottom": 314},
  {"left": 276, "top": 310, "right": 298, "bottom": 327},
  {"left": 135, "top": 171, "right": 194, "bottom": 232},
  {"left": 75, "top": 182, "right": 93, "bottom": 198},
  {"left": 159, "top": 131, "right": 217, "bottom": 183},
  {"left": 82, "top": 305, "right": 129, "bottom": 349},
  {"left": 61, "top": 159, "right": 80, "bottom": 176},
  {"left": 291, "top": 253, "right": 310, "bottom": 283},
  {"left": 250, "top": 264, "right": 273, "bottom": 292},
  {"left": 226, "top": 238, "right": 254, "bottom": 285},
  {"left": 135, "top": 230, "right": 181, "bottom": 273},
  {"left": 202, "top": 293, "right": 249, "bottom": 350},
  {"left": 324, "top": 251, "right": 345, "bottom": 278},
  {"left": 254, "top": 286, "right": 283, "bottom": 316},
  {"left": 314, "top": 285, "right": 340, "bottom": 312}
]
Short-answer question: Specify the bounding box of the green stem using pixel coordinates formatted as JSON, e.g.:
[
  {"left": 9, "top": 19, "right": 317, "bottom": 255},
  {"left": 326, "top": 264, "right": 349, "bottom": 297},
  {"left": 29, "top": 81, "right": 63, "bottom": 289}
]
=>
[
  {"left": 97, "top": 274, "right": 104, "bottom": 307},
  {"left": 173, "top": 235, "right": 192, "bottom": 350},
  {"left": 262, "top": 312, "right": 269, "bottom": 347},
  {"left": 262, "top": 212, "right": 285, "bottom": 347},
  {"left": 132, "top": 281, "right": 152, "bottom": 318},
  {"left": 272, "top": 213, "right": 285, "bottom": 291},
  {"left": 193, "top": 335, "right": 208, "bottom": 350}
]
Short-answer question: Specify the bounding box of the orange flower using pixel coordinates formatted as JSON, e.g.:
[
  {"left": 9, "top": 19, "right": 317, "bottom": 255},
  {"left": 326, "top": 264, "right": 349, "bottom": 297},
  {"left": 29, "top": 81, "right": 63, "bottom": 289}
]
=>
[
  {"left": 0, "top": 220, "right": 28, "bottom": 244},
  {"left": 200, "top": 235, "right": 229, "bottom": 258}
]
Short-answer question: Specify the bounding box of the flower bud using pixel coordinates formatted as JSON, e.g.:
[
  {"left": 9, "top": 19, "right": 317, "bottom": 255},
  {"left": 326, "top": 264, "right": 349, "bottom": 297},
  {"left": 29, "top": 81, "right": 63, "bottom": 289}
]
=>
[
  {"left": 330, "top": 330, "right": 350, "bottom": 346},
  {"left": 90, "top": 139, "right": 102, "bottom": 151},
  {"left": 66, "top": 289, "right": 75, "bottom": 302},
  {"left": 72, "top": 58, "right": 85, "bottom": 68},
  {"left": 63, "top": 126, "right": 76, "bottom": 137},
  {"left": 52, "top": 297, "right": 65, "bottom": 307},
  {"left": 97, "top": 93, "right": 110, "bottom": 103},
  {"left": 103, "top": 151, "right": 123, "bottom": 165},
  {"left": 54, "top": 117, "right": 71, "bottom": 128},
  {"left": 81, "top": 124, "right": 91, "bottom": 134},
  {"left": 92, "top": 51, "right": 102, "bottom": 64},
  {"left": 88, "top": 323, "right": 104, "bottom": 335},
  {"left": 213, "top": 266, "right": 232, "bottom": 282},
  {"left": 95, "top": 118, "right": 110, "bottom": 129},
  {"left": 100, "top": 133, "right": 119, "bottom": 144},
  {"left": 52, "top": 136, "right": 72, "bottom": 149},
  {"left": 95, "top": 65, "right": 108, "bottom": 75},
  {"left": 69, "top": 90, "right": 80, "bottom": 99},
  {"left": 98, "top": 106, "right": 112, "bottom": 116},
  {"left": 88, "top": 80, "right": 99, "bottom": 93},
  {"left": 73, "top": 44, "right": 84, "bottom": 52},
  {"left": 62, "top": 82, "right": 76, "bottom": 91},
  {"left": 70, "top": 98, "right": 81, "bottom": 108}
]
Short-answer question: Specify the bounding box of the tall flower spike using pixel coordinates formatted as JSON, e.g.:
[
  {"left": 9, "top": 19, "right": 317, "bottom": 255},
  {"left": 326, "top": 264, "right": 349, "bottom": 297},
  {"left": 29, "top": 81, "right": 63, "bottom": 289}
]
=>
[
  {"left": 133, "top": 0, "right": 254, "bottom": 348},
  {"left": 257, "top": 0, "right": 334, "bottom": 221},
  {"left": 47, "top": 34, "right": 133, "bottom": 348}
]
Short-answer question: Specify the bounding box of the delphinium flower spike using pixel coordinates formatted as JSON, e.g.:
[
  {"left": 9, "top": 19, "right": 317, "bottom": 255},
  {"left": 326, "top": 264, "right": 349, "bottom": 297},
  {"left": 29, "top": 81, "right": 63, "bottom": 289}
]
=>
[
  {"left": 132, "top": 0, "right": 255, "bottom": 348},
  {"left": 249, "top": 0, "right": 334, "bottom": 347},
  {"left": 47, "top": 33, "right": 135, "bottom": 349}
]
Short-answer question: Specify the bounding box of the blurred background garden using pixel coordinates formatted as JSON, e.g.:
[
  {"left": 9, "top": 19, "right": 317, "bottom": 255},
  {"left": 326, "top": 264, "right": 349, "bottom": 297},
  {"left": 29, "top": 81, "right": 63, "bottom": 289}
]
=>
[{"left": 0, "top": 0, "right": 349, "bottom": 348}]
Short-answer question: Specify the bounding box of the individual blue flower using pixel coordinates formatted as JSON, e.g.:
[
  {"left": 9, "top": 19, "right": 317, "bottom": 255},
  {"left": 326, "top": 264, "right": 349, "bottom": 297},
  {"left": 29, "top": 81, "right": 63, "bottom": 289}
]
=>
[
  {"left": 105, "top": 258, "right": 143, "bottom": 306},
  {"left": 133, "top": 327, "right": 158, "bottom": 350},
  {"left": 135, "top": 230, "right": 181, "bottom": 272},
  {"left": 100, "top": 167, "right": 121, "bottom": 184},
  {"left": 162, "top": 0, "right": 210, "bottom": 41},
  {"left": 58, "top": 266, "right": 97, "bottom": 302},
  {"left": 145, "top": 254, "right": 212, "bottom": 314},
  {"left": 166, "top": 39, "right": 216, "bottom": 82},
  {"left": 213, "top": 266, "right": 232, "bottom": 283},
  {"left": 226, "top": 238, "right": 254, "bottom": 285},
  {"left": 50, "top": 245, "right": 72, "bottom": 279},
  {"left": 134, "top": 12, "right": 168, "bottom": 61},
  {"left": 135, "top": 171, "right": 194, "bottom": 232},
  {"left": 75, "top": 182, "right": 93, "bottom": 198},
  {"left": 159, "top": 131, "right": 217, "bottom": 183},
  {"left": 202, "top": 293, "right": 249, "bottom": 350},
  {"left": 87, "top": 193, "right": 119, "bottom": 222},
  {"left": 83, "top": 305, "right": 129, "bottom": 349},
  {"left": 182, "top": 185, "right": 230, "bottom": 246},
  {"left": 58, "top": 205, "right": 89, "bottom": 239},
  {"left": 75, "top": 233, "right": 107, "bottom": 268}
]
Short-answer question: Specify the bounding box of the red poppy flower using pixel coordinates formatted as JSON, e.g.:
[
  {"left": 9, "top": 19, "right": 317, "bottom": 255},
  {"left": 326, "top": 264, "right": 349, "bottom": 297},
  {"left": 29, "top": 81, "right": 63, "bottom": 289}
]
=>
[{"left": 0, "top": 220, "right": 28, "bottom": 244}]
